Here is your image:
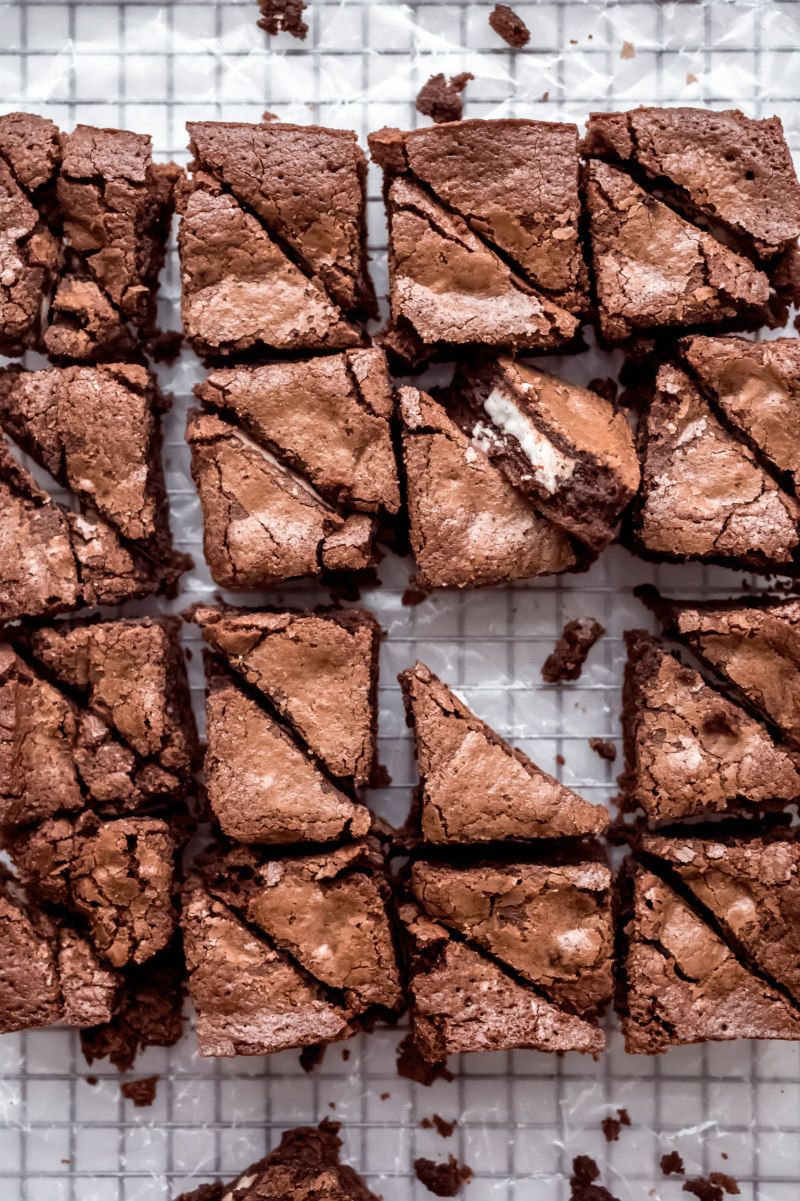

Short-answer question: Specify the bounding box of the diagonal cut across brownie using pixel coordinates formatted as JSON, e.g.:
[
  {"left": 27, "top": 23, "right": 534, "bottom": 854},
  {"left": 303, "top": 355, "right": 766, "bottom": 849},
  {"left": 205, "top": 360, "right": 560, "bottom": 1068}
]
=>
[
  {"left": 678, "top": 335, "right": 800, "bottom": 492},
  {"left": 620, "top": 631, "right": 800, "bottom": 821},
  {"left": 172, "top": 1120, "right": 380, "bottom": 1201},
  {"left": 400, "top": 661, "right": 609, "bottom": 842},
  {"left": 582, "top": 107, "right": 800, "bottom": 261},
  {"left": 192, "top": 605, "right": 380, "bottom": 788},
  {"left": 399, "top": 386, "right": 578, "bottom": 588},
  {"left": 644, "top": 590, "right": 800, "bottom": 751},
  {"left": 186, "top": 409, "right": 377, "bottom": 589},
  {"left": 584, "top": 160, "right": 770, "bottom": 343},
  {"left": 618, "top": 862, "right": 800, "bottom": 1054},
  {"left": 451, "top": 355, "right": 639, "bottom": 550},
  {"left": 194, "top": 349, "right": 400, "bottom": 517},
  {"left": 630, "top": 364, "right": 800, "bottom": 571}
]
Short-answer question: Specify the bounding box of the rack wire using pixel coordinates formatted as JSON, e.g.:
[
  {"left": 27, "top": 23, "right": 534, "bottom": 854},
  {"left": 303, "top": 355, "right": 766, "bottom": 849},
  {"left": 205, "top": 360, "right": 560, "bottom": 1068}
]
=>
[{"left": 1, "top": 0, "right": 800, "bottom": 1197}]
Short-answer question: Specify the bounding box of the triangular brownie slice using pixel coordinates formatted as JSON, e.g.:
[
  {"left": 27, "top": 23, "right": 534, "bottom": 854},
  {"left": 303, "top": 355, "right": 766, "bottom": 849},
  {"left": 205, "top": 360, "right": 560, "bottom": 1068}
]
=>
[
  {"left": 452, "top": 355, "right": 639, "bottom": 550},
  {"left": 203, "top": 840, "right": 402, "bottom": 1015},
  {"left": 620, "top": 865, "right": 800, "bottom": 1054},
  {"left": 192, "top": 606, "right": 379, "bottom": 787},
  {"left": 181, "top": 875, "right": 355, "bottom": 1057},
  {"left": 22, "top": 617, "right": 197, "bottom": 781},
  {"left": 400, "top": 661, "right": 609, "bottom": 842},
  {"left": 195, "top": 349, "right": 400, "bottom": 516},
  {"left": 642, "top": 833, "right": 800, "bottom": 1006},
  {"left": 583, "top": 107, "right": 800, "bottom": 260},
  {"left": 399, "top": 902, "right": 604, "bottom": 1061},
  {"left": 186, "top": 410, "right": 377, "bottom": 589},
  {"left": 187, "top": 121, "right": 375, "bottom": 315},
  {"left": 177, "top": 173, "right": 363, "bottom": 357},
  {"left": 679, "top": 335, "right": 800, "bottom": 491},
  {"left": 385, "top": 178, "right": 578, "bottom": 349},
  {"left": 584, "top": 160, "right": 770, "bottom": 342},
  {"left": 621, "top": 631, "right": 800, "bottom": 821},
  {"left": 371, "top": 119, "right": 588, "bottom": 312},
  {"left": 410, "top": 859, "right": 613, "bottom": 1015},
  {"left": 399, "top": 386, "right": 577, "bottom": 588},
  {"left": 631, "top": 364, "right": 800, "bottom": 570},
  {"left": 202, "top": 655, "right": 370, "bottom": 845},
  {"left": 649, "top": 592, "right": 800, "bottom": 750},
  {"left": 0, "top": 363, "right": 172, "bottom": 551}
]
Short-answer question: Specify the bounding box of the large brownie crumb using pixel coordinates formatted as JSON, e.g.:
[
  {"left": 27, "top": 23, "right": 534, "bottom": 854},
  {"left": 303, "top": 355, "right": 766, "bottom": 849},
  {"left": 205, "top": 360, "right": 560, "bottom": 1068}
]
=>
[
  {"left": 416, "top": 73, "right": 474, "bottom": 124},
  {"left": 683, "top": 1174, "right": 740, "bottom": 1201},
  {"left": 120, "top": 1075, "right": 158, "bottom": 1107},
  {"left": 414, "top": 1154, "right": 473, "bottom": 1197},
  {"left": 661, "top": 1151, "right": 685, "bottom": 1176},
  {"left": 489, "top": 4, "right": 530, "bottom": 46},
  {"left": 570, "top": 1155, "right": 621, "bottom": 1201},
  {"left": 542, "top": 618, "right": 606, "bottom": 682},
  {"left": 257, "top": 0, "right": 308, "bottom": 38},
  {"left": 589, "top": 738, "right": 617, "bottom": 762}
]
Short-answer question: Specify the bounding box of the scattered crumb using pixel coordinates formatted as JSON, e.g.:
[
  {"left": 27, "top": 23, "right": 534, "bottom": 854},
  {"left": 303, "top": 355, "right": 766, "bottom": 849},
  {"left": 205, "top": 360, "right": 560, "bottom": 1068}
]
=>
[
  {"left": 488, "top": 3, "right": 530, "bottom": 47},
  {"left": 402, "top": 587, "right": 429, "bottom": 607},
  {"left": 541, "top": 91, "right": 549, "bottom": 101},
  {"left": 370, "top": 763, "right": 393, "bottom": 788},
  {"left": 257, "top": 0, "right": 308, "bottom": 39},
  {"left": 86, "top": 1076, "right": 98, "bottom": 1086},
  {"left": 555, "top": 753, "right": 565, "bottom": 766},
  {"left": 602, "top": 1116, "right": 621, "bottom": 1142},
  {"left": 261, "top": 110, "right": 279, "bottom": 122},
  {"left": 397, "top": 1034, "right": 454, "bottom": 1086},
  {"left": 618, "top": 1108, "right": 630, "bottom": 1127},
  {"left": 683, "top": 1174, "right": 740, "bottom": 1201},
  {"left": 661, "top": 1152, "right": 684, "bottom": 1176},
  {"left": 147, "top": 328, "right": 183, "bottom": 362},
  {"left": 120, "top": 1076, "right": 158, "bottom": 1108},
  {"left": 416, "top": 72, "right": 474, "bottom": 124},
  {"left": 299, "top": 1043, "right": 327, "bottom": 1073},
  {"left": 380, "top": 1092, "right": 390, "bottom": 1101},
  {"left": 414, "top": 1155, "right": 473, "bottom": 1197},
  {"left": 542, "top": 618, "right": 606, "bottom": 683},
  {"left": 329, "top": 1101, "right": 336, "bottom": 1110},
  {"left": 721, "top": 1154, "right": 728, "bottom": 1161},
  {"left": 341, "top": 1048, "right": 351, "bottom": 1062},
  {"left": 589, "top": 738, "right": 617, "bottom": 762},
  {"left": 570, "top": 1156, "right": 621, "bottom": 1201},
  {"left": 570, "top": 38, "right": 577, "bottom": 44},
  {"left": 620, "top": 40, "right": 635, "bottom": 58},
  {"left": 686, "top": 73, "right": 698, "bottom": 84},
  {"left": 421, "top": 1115, "right": 457, "bottom": 1138}
]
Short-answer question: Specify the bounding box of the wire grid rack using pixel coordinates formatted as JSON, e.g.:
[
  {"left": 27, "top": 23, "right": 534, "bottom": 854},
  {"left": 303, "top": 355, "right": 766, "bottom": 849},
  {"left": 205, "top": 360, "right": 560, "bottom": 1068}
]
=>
[{"left": 1, "top": 0, "right": 800, "bottom": 1197}]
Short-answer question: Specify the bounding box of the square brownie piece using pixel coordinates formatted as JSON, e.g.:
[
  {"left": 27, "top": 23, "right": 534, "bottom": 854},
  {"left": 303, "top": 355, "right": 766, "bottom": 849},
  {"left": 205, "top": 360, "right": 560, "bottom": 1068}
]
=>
[
  {"left": 452, "top": 355, "right": 640, "bottom": 551},
  {"left": 399, "top": 385, "right": 578, "bottom": 588},
  {"left": 630, "top": 364, "right": 800, "bottom": 571},
  {"left": 194, "top": 350, "right": 400, "bottom": 517},
  {"left": 192, "top": 605, "right": 380, "bottom": 788},
  {"left": 583, "top": 107, "right": 800, "bottom": 260},
  {"left": 584, "top": 159, "right": 770, "bottom": 343},
  {"left": 619, "top": 862, "right": 800, "bottom": 1054},
  {"left": 186, "top": 409, "right": 377, "bottom": 589},
  {"left": 621, "top": 631, "right": 800, "bottom": 822},
  {"left": 400, "top": 661, "right": 609, "bottom": 842}
]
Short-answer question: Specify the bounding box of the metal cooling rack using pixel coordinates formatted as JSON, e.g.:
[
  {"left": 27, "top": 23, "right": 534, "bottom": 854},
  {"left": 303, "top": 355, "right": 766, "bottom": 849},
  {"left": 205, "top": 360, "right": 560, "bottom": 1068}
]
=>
[{"left": 1, "top": 0, "right": 800, "bottom": 1197}]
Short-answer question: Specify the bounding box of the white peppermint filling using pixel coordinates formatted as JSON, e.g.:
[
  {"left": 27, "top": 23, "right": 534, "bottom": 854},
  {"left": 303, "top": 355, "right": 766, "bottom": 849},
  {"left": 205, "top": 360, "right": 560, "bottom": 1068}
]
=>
[{"left": 481, "top": 387, "right": 575, "bottom": 493}]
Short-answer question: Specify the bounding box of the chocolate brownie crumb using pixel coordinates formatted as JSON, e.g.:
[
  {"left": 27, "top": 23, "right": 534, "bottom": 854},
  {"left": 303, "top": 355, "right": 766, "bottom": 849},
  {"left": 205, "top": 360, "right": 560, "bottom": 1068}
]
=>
[
  {"left": 662, "top": 1152, "right": 685, "bottom": 1176},
  {"left": 601, "top": 1116, "right": 621, "bottom": 1141},
  {"left": 299, "top": 1043, "right": 327, "bottom": 1073},
  {"left": 396, "top": 1032, "right": 453, "bottom": 1086},
  {"left": 617, "top": 1108, "right": 630, "bottom": 1127},
  {"left": 589, "top": 738, "right": 617, "bottom": 762},
  {"left": 414, "top": 1155, "right": 473, "bottom": 1197},
  {"left": 257, "top": 0, "right": 308, "bottom": 39},
  {"left": 542, "top": 619, "right": 606, "bottom": 682},
  {"left": 120, "top": 1076, "right": 158, "bottom": 1107},
  {"left": 489, "top": 4, "right": 530, "bottom": 47},
  {"left": 416, "top": 73, "right": 474, "bottom": 125},
  {"left": 86, "top": 1075, "right": 97, "bottom": 1086},
  {"left": 402, "top": 587, "right": 429, "bottom": 607},
  {"left": 683, "top": 1174, "right": 740, "bottom": 1201},
  {"left": 570, "top": 1155, "right": 621, "bottom": 1201},
  {"left": 433, "top": 1115, "right": 456, "bottom": 1138}
]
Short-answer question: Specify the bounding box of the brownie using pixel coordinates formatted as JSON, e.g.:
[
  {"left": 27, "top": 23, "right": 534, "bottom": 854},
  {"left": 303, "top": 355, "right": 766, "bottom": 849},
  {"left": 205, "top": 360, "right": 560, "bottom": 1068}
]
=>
[
  {"left": 173, "top": 1120, "right": 380, "bottom": 1201},
  {"left": 194, "top": 349, "right": 400, "bottom": 516},
  {"left": 542, "top": 618, "right": 606, "bottom": 683},
  {"left": 619, "top": 863, "right": 800, "bottom": 1054},
  {"left": 192, "top": 605, "right": 380, "bottom": 787},
  {"left": 414, "top": 1155, "right": 473, "bottom": 1197},
  {"left": 186, "top": 409, "right": 376, "bottom": 589},
  {"left": 409, "top": 859, "right": 614, "bottom": 1015},
  {"left": 415, "top": 73, "right": 474, "bottom": 125},
  {"left": 257, "top": 0, "right": 309, "bottom": 40},
  {"left": 642, "top": 833, "right": 800, "bottom": 1006},
  {"left": 400, "top": 661, "right": 609, "bottom": 842},
  {"left": 399, "top": 386, "right": 578, "bottom": 589},
  {"left": 647, "top": 592, "right": 800, "bottom": 750},
  {"left": 196, "top": 839, "right": 402, "bottom": 1016},
  {"left": 489, "top": 4, "right": 530, "bottom": 47},
  {"left": 630, "top": 364, "right": 800, "bottom": 571},
  {"left": 187, "top": 121, "right": 375, "bottom": 316},
  {"left": 582, "top": 107, "right": 800, "bottom": 259},
  {"left": 56, "top": 124, "right": 179, "bottom": 336},
  {"left": 45, "top": 275, "right": 136, "bottom": 362},
  {"left": 679, "top": 335, "right": 800, "bottom": 491},
  {"left": 621, "top": 631, "right": 800, "bottom": 821},
  {"left": 584, "top": 160, "right": 770, "bottom": 343},
  {"left": 370, "top": 119, "right": 588, "bottom": 315},
  {"left": 181, "top": 873, "right": 355, "bottom": 1057},
  {"left": 0, "top": 865, "right": 119, "bottom": 1033},
  {"left": 0, "top": 363, "right": 173, "bottom": 552},
  {"left": 201, "top": 654, "right": 370, "bottom": 845},
  {"left": 452, "top": 356, "right": 640, "bottom": 549},
  {"left": 399, "top": 901, "right": 605, "bottom": 1061},
  {"left": 0, "top": 113, "right": 62, "bottom": 355}
]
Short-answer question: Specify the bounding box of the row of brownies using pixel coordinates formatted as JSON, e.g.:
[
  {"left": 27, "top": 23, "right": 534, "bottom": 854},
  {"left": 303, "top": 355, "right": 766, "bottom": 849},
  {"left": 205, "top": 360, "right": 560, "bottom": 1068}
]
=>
[{"left": 2, "top": 593, "right": 800, "bottom": 1063}]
